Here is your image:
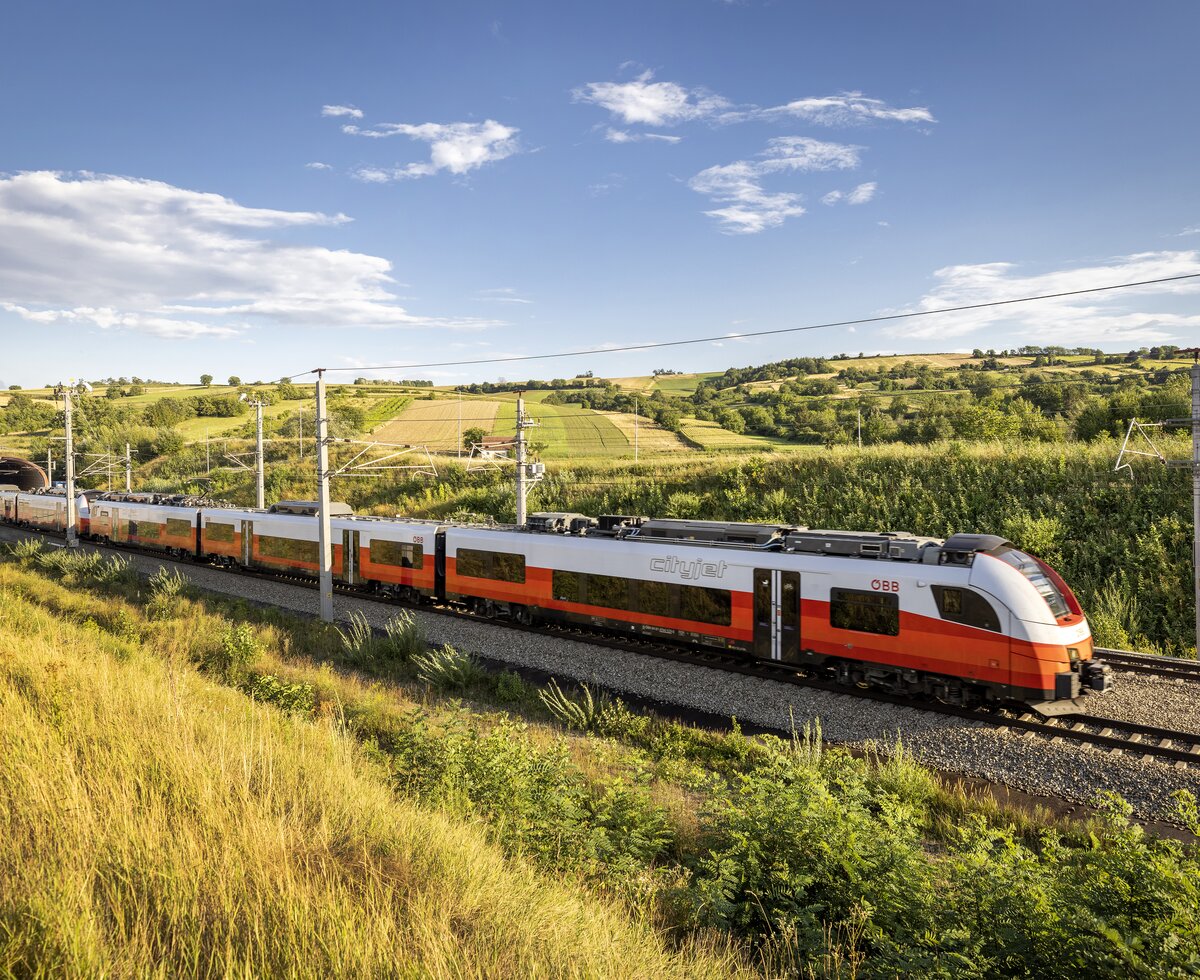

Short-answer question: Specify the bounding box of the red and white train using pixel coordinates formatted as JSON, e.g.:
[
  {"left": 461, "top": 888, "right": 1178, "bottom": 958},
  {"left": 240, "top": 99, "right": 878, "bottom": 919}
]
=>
[{"left": 0, "top": 487, "right": 1112, "bottom": 714}]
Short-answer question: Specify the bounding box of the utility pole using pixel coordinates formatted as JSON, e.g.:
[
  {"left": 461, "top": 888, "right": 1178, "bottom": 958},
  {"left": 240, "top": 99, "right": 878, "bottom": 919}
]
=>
[
  {"left": 58, "top": 384, "right": 78, "bottom": 548},
  {"left": 1191, "top": 351, "right": 1200, "bottom": 658},
  {"left": 298, "top": 405, "right": 304, "bottom": 461},
  {"left": 457, "top": 390, "right": 462, "bottom": 459},
  {"left": 314, "top": 370, "right": 334, "bottom": 622},
  {"left": 857, "top": 409, "right": 863, "bottom": 449},
  {"left": 1114, "top": 347, "right": 1200, "bottom": 656},
  {"left": 124, "top": 442, "right": 132, "bottom": 493},
  {"left": 634, "top": 397, "right": 639, "bottom": 463},
  {"left": 45, "top": 448, "right": 52, "bottom": 485},
  {"left": 515, "top": 392, "right": 527, "bottom": 527},
  {"left": 240, "top": 395, "right": 267, "bottom": 508}
]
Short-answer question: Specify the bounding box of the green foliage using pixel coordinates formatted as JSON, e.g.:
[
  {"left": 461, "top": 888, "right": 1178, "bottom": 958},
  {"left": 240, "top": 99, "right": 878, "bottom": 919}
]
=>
[
  {"left": 381, "top": 609, "right": 425, "bottom": 661},
  {"left": 204, "top": 622, "right": 263, "bottom": 681},
  {"left": 147, "top": 565, "right": 189, "bottom": 618},
  {"left": 412, "top": 644, "right": 485, "bottom": 690},
  {"left": 538, "top": 677, "right": 599, "bottom": 730},
  {"left": 243, "top": 672, "right": 316, "bottom": 715},
  {"left": 335, "top": 609, "right": 376, "bottom": 658},
  {"left": 6, "top": 538, "right": 45, "bottom": 561}
]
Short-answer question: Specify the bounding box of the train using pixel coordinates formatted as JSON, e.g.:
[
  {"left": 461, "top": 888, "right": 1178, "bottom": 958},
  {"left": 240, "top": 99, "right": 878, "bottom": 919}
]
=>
[{"left": 0, "top": 486, "right": 1113, "bottom": 715}]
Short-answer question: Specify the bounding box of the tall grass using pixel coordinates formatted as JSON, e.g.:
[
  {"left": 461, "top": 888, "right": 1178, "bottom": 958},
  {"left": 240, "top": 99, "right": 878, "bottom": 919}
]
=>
[{"left": 0, "top": 578, "right": 746, "bottom": 979}]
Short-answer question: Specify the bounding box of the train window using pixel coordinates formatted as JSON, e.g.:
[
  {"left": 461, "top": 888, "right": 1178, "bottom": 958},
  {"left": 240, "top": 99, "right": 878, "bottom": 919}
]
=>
[
  {"left": 206, "top": 522, "right": 235, "bottom": 543},
  {"left": 552, "top": 570, "right": 580, "bottom": 602},
  {"left": 586, "top": 573, "right": 630, "bottom": 611},
  {"left": 932, "top": 586, "right": 1001, "bottom": 632},
  {"left": 370, "top": 539, "right": 424, "bottom": 569},
  {"left": 258, "top": 534, "right": 319, "bottom": 563},
  {"left": 637, "top": 579, "right": 673, "bottom": 618},
  {"left": 166, "top": 518, "right": 193, "bottom": 538},
  {"left": 130, "top": 521, "right": 161, "bottom": 540},
  {"left": 493, "top": 552, "right": 525, "bottom": 584},
  {"left": 455, "top": 549, "right": 489, "bottom": 579},
  {"left": 830, "top": 589, "right": 899, "bottom": 636},
  {"left": 456, "top": 548, "right": 526, "bottom": 584},
  {"left": 680, "top": 586, "right": 732, "bottom": 627}
]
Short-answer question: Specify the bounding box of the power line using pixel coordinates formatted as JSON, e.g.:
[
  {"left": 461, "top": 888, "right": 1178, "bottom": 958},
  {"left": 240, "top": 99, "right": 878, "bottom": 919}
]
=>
[{"left": 289, "top": 272, "right": 1200, "bottom": 378}]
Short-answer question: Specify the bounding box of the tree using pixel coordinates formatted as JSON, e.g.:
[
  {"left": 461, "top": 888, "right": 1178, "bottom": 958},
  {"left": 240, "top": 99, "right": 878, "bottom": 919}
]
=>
[
  {"left": 105, "top": 383, "right": 122, "bottom": 400},
  {"left": 200, "top": 374, "right": 213, "bottom": 387},
  {"left": 227, "top": 375, "right": 241, "bottom": 387},
  {"left": 462, "top": 426, "right": 487, "bottom": 450}
]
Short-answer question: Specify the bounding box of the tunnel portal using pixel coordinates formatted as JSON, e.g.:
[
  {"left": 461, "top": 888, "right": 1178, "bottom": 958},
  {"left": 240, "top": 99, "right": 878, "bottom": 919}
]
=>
[{"left": 0, "top": 456, "right": 49, "bottom": 490}]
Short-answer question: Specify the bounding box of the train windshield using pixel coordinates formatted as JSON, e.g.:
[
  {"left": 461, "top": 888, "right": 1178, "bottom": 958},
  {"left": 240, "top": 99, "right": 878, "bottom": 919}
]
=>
[{"left": 994, "top": 547, "right": 1070, "bottom": 618}]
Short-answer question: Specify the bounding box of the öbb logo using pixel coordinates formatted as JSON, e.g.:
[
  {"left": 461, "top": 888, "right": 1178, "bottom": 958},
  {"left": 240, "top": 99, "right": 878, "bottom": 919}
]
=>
[{"left": 871, "top": 579, "right": 900, "bottom": 593}]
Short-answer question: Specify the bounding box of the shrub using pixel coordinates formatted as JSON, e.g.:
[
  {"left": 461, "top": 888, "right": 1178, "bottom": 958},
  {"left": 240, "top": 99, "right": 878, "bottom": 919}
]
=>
[
  {"left": 244, "top": 673, "right": 316, "bottom": 715},
  {"left": 381, "top": 610, "right": 425, "bottom": 661},
  {"left": 204, "top": 622, "right": 263, "bottom": 681},
  {"left": 539, "top": 678, "right": 599, "bottom": 731},
  {"left": 413, "top": 644, "right": 484, "bottom": 691}
]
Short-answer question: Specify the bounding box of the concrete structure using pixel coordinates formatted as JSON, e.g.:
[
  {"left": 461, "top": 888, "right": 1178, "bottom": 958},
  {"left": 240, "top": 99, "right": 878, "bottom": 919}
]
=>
[{"left": 0, "top": 456, "right": 49, "bottom": 490}]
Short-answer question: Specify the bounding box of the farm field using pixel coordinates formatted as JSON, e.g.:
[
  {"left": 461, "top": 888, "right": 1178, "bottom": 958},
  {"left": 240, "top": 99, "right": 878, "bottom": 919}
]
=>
[
  {"left": 679, "top": 418, "right": 807, "bottom": 452},
  {"left": 594, "top": 410, "right": 690, "bottom": 454},
  {"left": 374, "top": 398, "right": 503, "bottom": 449},
  {"left": 174, "top": 401, "right": 298, "bottom": 441},
  {"left": 491, "top": 400, "right": 629, "bottom": 457}
]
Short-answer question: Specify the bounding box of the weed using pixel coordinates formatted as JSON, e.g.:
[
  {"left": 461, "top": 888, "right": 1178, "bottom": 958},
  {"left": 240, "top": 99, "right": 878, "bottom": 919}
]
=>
[
  {"left": 6, "top": 538, "right": 45, "bottom": 561},
  {"left": 336, "top": 610, "right": 376, "bottom": 658},
  {"left": 381, "top": 610, "right": 425, "bottom": 661},
  {"left": 539, "top": 677, "right": 599, "bottom": 731},
  {"left": 413, "top": 644, "right": 484, "bottom": 690},
  {"left": 204, "top": 622, "right": 263, "bottom": 681}
]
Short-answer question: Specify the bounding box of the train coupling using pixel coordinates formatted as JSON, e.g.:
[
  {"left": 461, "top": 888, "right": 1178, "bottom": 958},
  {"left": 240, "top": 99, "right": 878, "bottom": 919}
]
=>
[{"left": 1081, "top": 659, "right": 1114, "bottom": 692}]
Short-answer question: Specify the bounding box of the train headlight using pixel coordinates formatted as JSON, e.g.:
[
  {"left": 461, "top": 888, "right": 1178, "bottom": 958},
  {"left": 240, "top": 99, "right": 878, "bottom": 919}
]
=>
[{"left": 1067, "top": 647, "right": 1080, "bottom": 664}]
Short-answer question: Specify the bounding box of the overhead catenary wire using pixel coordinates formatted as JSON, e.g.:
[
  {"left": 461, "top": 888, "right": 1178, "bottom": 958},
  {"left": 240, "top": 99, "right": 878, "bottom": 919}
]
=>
[{"left": 285, "top": 271, "right": 1200, "bottom": 379}]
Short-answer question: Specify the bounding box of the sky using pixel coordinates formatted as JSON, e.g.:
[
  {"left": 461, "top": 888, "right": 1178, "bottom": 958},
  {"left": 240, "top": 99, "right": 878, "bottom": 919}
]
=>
[{"left": 1, "top": 0, "right": 1198, "bottom": 388}]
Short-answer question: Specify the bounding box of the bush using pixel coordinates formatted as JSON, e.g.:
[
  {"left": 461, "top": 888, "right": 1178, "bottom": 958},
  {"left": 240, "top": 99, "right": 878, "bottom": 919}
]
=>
[
  {"left": 205, "top": 622, "right": 263, "bottom": 681},
  {"left": 413, "top": 644, "right": 484, "bottom": 691}
]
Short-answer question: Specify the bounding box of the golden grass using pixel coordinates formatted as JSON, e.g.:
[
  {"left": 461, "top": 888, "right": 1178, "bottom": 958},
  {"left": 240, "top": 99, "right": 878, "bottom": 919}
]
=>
[
  {"left": 595, "top": 411, "right": 691, "bottom": 454},
  {"left": 374, "top": 398, "right": 504, "bottom": 449},
  {"left": 0, "top": 568, "right": 748, "bottom": 979}
]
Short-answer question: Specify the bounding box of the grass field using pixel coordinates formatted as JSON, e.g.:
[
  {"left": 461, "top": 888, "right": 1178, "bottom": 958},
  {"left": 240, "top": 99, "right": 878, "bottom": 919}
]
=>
[
  {"left": 679, "top": 418, "right": 806, "bottom": 452},
  {"left": 595, "top": 410, "right": 691, "bottom": 453},
  {"left": 374, "top": 398, "right": 503, "bottom": 449},
  {"left": 490, "top": 399, "right": 630, "bottom": 457},
  {"left": 174, "top": 402, "right": 298, "bottom": 441}
]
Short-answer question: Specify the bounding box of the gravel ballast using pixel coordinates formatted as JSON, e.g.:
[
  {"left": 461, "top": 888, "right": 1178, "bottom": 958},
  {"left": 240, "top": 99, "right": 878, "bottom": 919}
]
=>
[{"left": 5, "top": 527, "right": 1199, "bottom": 827}]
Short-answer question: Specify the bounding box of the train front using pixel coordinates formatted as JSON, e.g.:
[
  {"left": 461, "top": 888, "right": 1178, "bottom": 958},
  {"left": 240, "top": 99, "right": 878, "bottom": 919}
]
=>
[{"left": 966, "top": 540, "right": 1112, "bottom": 714}]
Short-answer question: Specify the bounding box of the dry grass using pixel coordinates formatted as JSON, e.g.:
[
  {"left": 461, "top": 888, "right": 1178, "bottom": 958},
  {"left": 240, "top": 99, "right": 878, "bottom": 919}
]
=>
[
  {"left": 0, "top": 567, "right": 748, "bottom": 979},
  {"left": 595, "top": 410, "right": 691, "bottom": 454}
]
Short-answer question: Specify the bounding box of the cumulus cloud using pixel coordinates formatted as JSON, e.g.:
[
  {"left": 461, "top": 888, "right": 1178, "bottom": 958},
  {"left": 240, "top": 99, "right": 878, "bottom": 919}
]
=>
[
  {"left": 305, "top": 161, "right": 332, "bottom": 170},
  {"left": 689, "top": 137, "right": 861, "bottom": 233},
  {"left": 573, "top": 70, "right": 728, "bottom": 126},
  {"left": 321, "top": 104, "right": 363, "bottom": 119},
  {"left": 0, "top": 171, "right": 500, "bottom": 339},
  {"left": 342, "top": 119, "right": 520, "bottom": 179},
  {"left": 889, "top": 251, "right": 1200, "bottom": 344}
]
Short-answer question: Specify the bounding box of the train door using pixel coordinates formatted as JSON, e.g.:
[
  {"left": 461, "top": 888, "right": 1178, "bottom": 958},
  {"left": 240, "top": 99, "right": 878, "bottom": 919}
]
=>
[
  {"left": 241, "top": 520, "right": 253, "bottom": 566},
  {"left": 753, "top": 568, "right": 801, "bottom": 661},
  {"left": 341, "top": 529, "right": 360, "bottom": 584}
]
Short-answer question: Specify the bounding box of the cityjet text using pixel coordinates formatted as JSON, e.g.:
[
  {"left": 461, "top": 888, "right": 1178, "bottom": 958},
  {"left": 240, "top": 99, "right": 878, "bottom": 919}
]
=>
[{"left": 650, "top": 557, "right": 728, "bottom": 581}]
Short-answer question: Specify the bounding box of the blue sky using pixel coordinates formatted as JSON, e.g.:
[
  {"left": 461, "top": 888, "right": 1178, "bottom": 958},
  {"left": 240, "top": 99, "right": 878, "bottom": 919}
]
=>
[{"left": 1, "top": 0, "right": 1198, "bottom": 387}]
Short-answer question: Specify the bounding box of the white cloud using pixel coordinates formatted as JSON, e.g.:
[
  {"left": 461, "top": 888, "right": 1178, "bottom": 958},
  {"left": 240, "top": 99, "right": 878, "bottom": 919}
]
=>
[
  {"left": 889, "top": 251, "right": 1200, "bottom": 344},
  {"left": 1177, "top": 225, "right": 1200, "bottom": 236},
  {"left": 748, "top": 91, "right": 934, "bottom": 126},
  {"left": 573, "top": 70, "right": 728, "bottom": 126},
  {"left": 823, "top": 181, "right": 877, "bottom": 206},
  {"left": 475, "top": 287, "right": 533, "bottom": 305},
  {"left": 322, "top": 104, "right": 363, "bottom": 119},
  {"left": 0, "top": 171, "right": 501, "bottom": 339},
  {"left": 690, "top": 137, "right": 861, "bottom": 233},
  {"left": 342, "top": 120, "right": 520, "bottom": 179},
  {"left": 604, "top": 128, "right": 682, "bottom": 144},
  {"left": 305, "top": 161, "right": 333, "bottom": 170},
  {"left": 847, "top": 181, "right": 877, "bottom": 204}
]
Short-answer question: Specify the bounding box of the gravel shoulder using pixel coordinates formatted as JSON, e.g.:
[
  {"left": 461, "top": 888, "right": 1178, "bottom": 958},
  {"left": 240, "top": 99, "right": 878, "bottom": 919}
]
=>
[{"left": 4, "top": 526, "right": 1198, "bottom": 828}]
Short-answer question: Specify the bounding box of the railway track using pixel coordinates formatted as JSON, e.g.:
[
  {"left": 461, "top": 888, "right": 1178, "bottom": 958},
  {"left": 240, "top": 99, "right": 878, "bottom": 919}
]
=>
[
  {"left": 5, "top": 523, "right": 1200, "bottom": 769},
  {"left": 1095, "top": 647, "right": 1200, "bottom": 683}
]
